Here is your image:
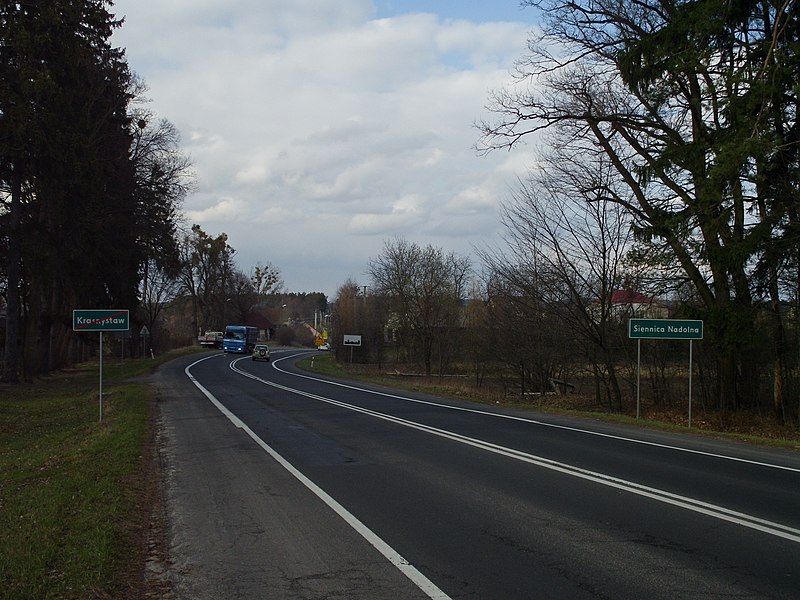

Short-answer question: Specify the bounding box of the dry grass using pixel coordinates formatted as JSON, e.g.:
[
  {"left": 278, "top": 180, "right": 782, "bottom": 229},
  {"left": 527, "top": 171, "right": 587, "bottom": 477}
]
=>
[{"left": 304, "top": 355, "right": 800, "bottom": 450}]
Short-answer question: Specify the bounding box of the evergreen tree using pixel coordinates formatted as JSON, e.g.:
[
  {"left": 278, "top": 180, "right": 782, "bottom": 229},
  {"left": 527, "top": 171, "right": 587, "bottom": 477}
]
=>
[{"left": 1, "top": 1, "right": 185, "bottom": 378}]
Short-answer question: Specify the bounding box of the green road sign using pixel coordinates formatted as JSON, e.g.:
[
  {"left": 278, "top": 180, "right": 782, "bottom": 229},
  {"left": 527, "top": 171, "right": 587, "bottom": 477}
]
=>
[
  {"left": 73, "top": 309, "right": 130, "bottom": 331},
  {"left": 628, "top": 318, "right": 703, "bottom": 340}
]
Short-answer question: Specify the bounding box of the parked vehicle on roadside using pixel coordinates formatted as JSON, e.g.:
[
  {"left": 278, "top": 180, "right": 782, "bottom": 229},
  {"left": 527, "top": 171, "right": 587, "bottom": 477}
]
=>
[{"left": 198, "top": 330, "right": 224, "bottom": 349}]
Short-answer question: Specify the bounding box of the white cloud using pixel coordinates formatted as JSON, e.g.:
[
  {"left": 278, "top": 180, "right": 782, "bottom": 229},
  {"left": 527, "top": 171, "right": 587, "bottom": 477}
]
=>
[
  {"left": 185, "top": 197, "right": 250, "bottom": 222},
  {"left": 446, "top": 186, "right": 497, "bottom": 213},
  {"left": 348, "top": 194, "right": 427, "bottom": 235},
  {"left": 112, "top": 0, "right": 537, "bottom": 296},
  {"left": 234, "top": 163, "right": 269, "bottom": 185}
]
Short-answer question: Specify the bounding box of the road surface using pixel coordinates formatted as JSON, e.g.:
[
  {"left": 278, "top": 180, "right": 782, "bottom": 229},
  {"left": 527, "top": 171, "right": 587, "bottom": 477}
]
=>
[{"left": 149, "top": 349, "right": 800, "bottom": 599}]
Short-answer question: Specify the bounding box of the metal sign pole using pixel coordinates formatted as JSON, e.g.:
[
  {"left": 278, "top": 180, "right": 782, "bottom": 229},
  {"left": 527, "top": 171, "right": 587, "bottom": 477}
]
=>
[
  {"left": 72, "top": 309, "right": 130, "bottom": 425},
  {"left": 636, "top": 339, "right": 641, "bottom": 419},
  {"left": 629, "top": 318, "right": 703, "bottom": 428},
  {"left": 688, "top": 340, "right": 693, "bottom": 428},
  {"left": 99, "top": 332, "right": 104, "bottom": 422}
]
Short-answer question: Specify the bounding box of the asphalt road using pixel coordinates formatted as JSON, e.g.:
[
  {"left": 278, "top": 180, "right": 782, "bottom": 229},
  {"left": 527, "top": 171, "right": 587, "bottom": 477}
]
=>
[{"left": 150, "top": 349, "right": 800, "bottom": 599}]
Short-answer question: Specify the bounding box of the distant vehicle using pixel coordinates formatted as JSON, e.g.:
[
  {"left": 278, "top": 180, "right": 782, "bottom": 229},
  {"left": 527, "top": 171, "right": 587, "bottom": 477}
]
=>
[
  {"left": 316, "top": 343, "right": 330, "bottom": 351},
  {"left": 251, "top": 344, "right": 271, "bottom": 362},
  {"left": 223, "top": 325, "right": 258, "bottom": 353},
  {"left": 198, "top": 330, "right": 224, "bottom": 349}
]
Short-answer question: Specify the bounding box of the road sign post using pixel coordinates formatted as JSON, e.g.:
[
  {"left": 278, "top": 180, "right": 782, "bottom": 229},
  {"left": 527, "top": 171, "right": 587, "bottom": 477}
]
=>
[
  {"left": 629, "top": 319, "right": 703, "bottom": 427},
  {"left": 343, "top": 334, "right": 362, "bottom": 363},
  {"left": 73, "top": 309, "right": 130, "bottom": 422}
]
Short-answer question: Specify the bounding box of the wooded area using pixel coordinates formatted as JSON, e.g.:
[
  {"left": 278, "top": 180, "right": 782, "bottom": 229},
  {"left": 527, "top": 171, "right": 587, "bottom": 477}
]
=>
[
  {"left": 331, "top": 0, "right": 798, "bottom": 425},
  {"left": 0, "top": 1, "right": 194, "bottom": 381},
  {"left": 476, "top": 0, "right": 799, "bottom": 423},
  {"left": 2, "top": 1, "right": 797, "bottom": 427},
  {"left": 0, "top": 2, "right": 285, "bottom": 379}
]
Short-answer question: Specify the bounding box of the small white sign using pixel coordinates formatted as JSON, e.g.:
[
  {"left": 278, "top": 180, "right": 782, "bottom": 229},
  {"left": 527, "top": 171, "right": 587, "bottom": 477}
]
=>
[{"left": 343, "top": 334, "right": 362, "bottom": 346}]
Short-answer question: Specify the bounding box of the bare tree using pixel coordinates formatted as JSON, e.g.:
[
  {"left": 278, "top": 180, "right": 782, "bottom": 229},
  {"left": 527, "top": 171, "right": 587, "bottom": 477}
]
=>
[
  {"left": 478, "top": 0, "right": 800, "bottom": 415},
  {"left": 251, "top": 262, "right": 284, "bottom": 298},
  {"left": 129, "top": 108, "right": 193, "bottom": 268},
  {"left": 331, "top": 278, "right": 361, "bottom": 363},
  {"left": 482, "top": 273, "right": 568, "bottom": 399},
  {"left": 178, "top": 225, "right": 236, "bottom": 334},
  {"left": 480, "top": 155, "right": 637, "bottom": 411},
  {"left": 368, "top": 238, "right": 471, "bottom": 376},
  {"left": 462, "top": 279, "right": 493, "bottom": 389},
  {"left": 139, "top": 258, "right": 182, "bottom": 353},
  {"left": 226, "top": 269, "right": 258, "bottom": 325}
]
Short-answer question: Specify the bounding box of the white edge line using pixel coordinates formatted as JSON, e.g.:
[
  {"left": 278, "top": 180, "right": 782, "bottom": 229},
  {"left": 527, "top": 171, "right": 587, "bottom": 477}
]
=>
[
  {"left": 185, "top": 355, "right": 452, "bottom": 600},
  {"left": 272, "top": 353, "right": 800, "bottom": 474},
  {"left": 234, "top": 359, "right": 800, "bottom": 544}
]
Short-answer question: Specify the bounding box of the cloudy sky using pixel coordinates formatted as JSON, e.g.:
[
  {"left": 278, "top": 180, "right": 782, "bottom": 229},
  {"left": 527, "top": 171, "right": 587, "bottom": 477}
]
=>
[{"left": 111, "top": 1, "right": 540, "bottom": 298}]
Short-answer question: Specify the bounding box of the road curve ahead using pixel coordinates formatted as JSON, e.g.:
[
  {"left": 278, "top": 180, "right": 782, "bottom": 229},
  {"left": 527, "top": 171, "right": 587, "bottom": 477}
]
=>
[{"left": 151, "top": 350, "right": 800, "bottom": 599}]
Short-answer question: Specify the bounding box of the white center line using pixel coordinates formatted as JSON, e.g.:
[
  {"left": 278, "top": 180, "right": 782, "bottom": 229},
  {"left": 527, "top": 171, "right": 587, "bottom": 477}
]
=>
[{"left": 186, "top": 355, "right": 452, "bottom": 600}]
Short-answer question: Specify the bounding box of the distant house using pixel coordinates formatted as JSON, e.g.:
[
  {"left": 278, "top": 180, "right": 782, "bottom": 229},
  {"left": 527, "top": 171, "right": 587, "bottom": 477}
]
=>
[
  {"left": 588, "top": 289, "right": 668, "bottom": 322},
  {"left": 607, "top": 289, "right": 668, "bottom": 320},
  {"left": 245, "top": 311, "right": 276, "bottom": 341}
]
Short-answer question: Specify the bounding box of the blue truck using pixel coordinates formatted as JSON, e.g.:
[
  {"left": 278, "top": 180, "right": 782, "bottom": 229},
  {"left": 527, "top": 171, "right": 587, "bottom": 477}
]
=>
[{"left": 222, "top": 325, "right": 258, "bottom": 353}]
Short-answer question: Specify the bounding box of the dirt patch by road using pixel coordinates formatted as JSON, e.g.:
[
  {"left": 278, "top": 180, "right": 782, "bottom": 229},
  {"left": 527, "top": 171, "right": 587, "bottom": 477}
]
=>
[{"left": 113, "top": 394, "right": 174, "bottom": 599}]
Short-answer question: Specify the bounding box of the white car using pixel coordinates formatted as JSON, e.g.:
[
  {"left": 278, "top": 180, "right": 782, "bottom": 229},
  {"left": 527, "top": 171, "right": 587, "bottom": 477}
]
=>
[
  {"left": 316, "top": 343, "right": 330, "bottom": 351},
  {"left": 251, "top": 344, "right": 271, "bottom": 361}
]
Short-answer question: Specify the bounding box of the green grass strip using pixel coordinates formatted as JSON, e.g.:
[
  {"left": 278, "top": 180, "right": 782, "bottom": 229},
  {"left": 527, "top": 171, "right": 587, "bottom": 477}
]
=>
[{"left": 0, "top": 348, "right": 197, "bottom": 599}]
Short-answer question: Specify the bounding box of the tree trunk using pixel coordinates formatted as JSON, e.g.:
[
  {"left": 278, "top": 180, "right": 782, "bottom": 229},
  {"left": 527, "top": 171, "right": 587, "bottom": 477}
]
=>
[
  {"left": 3, "top": 170, "right": 22, "bottom": 383},
  {"left": 769, "top": 264, "right": 786, "bottom": 423},
  {"left": 607, "top": 361, "right": 623, "bottom": 413}
]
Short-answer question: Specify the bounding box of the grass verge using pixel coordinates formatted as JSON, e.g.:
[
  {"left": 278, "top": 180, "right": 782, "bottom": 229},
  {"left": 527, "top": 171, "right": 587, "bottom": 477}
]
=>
[
  {"left": 299, "top": 354, "right": 800, "bottom": 451},
  {"left": 0, "top": 348, "right": 197, "bottom": 600}
]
